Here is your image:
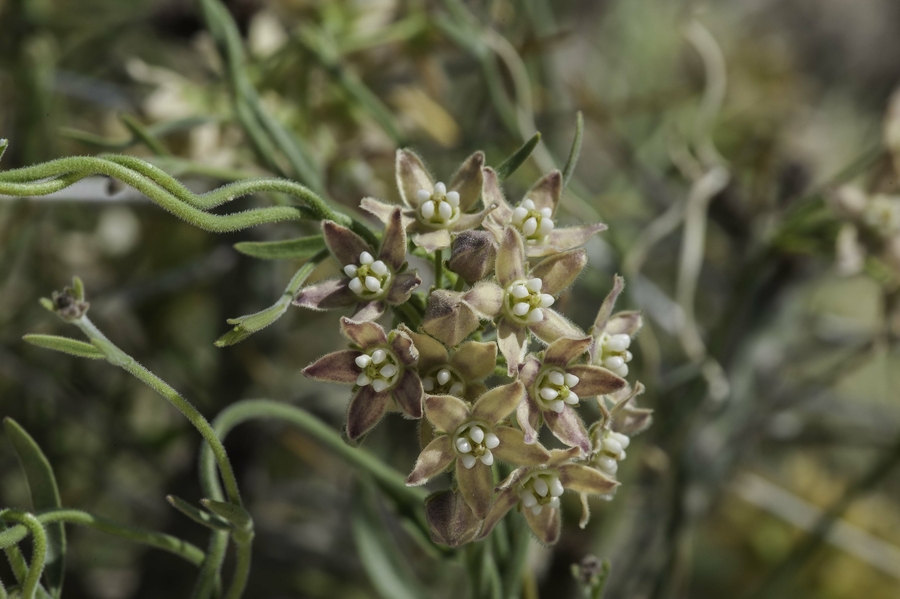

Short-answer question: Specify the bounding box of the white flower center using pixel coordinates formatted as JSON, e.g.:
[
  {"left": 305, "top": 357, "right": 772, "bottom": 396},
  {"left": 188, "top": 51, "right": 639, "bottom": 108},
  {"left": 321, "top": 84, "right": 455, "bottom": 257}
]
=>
[
  {"left": 504, "top": 278, "right": 554, "bottom": 325},
  {"left": 863, "top": 196, "right": 900, "bottom": 238},
  {"left": 511, "top": 198, "right": 555, "bottom": 244},
  {"left": 519, "top": 471, "right": 564, "bottom": 515},
  {"left": 415, "top": 181, "right": 460, "bottom": 228},
  {"left": 535, "top": 367, "right": 581, "bottom": 413},
  {"left": 343, "top": 251, "right": 392, "bottom": 300},
  {"left": 421, "top": 365, "right": 466, "bottom": 397},
  {"left": 591, "top": 430, "right": 630, "bottom": 476},
  {"left": 354, "top": 347, "right": 401, "bottom": 392},
  {"left": 597, "top": 332, "right": 633, "bottom": 378},
  {"left": 454, "top": 422, "right": 499, "bottom": 469}
]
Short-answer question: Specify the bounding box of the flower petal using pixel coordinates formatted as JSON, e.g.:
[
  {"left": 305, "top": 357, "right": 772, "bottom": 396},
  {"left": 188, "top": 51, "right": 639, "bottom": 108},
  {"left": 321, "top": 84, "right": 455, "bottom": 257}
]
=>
[
  {"left": 392, "top": 369, "right": 424, "bottom": 419},
  {"left": 411, "top": 228, "right": 452, "bottom": 252},
  {"left": 497, "top": 319, "right": 527, "bottom": 376},
  {"left": 544, "top": 407, "right": 591, "bottom": 453},
  {"left": 496, "top": 227, "right": 526, "bottom": 288},
  {"left": 476, "top": 472, "right": 524, "bottom": 540},
  {"left": 568, "top": 364, "right": 626, "bottom": 397},
  {"left": 605, "top": 310, "right": 643, "bottom": 337},
  {"left": 322, "top": 220, "right": 372, "bottom": 267},
  {"left": 447, "top": 230, "right": 498, "bottom": 284},
  {"left": 545, "top": 223, "right": 607, "bottom": 252},
  {"left": 396, "top": 149, "right": 434, "bottom": 208},
  {"left": 359, "top": 196, "right": 401, "bottom": 226},
  {"left": 481, "top": 167, "right": 512, "bottom": 223},
  {"left": 449, "top": 151, "right": 485, "bottom": 211},
  {"left": 385, "top": 272, "right": 421, "bottom": 306},
  {"left": 472, "top": 381, "right": 524, "bottom": 425},
  {"left": 543, "top": 336, "right": 592, "bottom": 368},
  {"left": 406, "top": 435, "right": 454, "bottom": 485},
  {"left": 424, "top": 489, "right": 481, "bottom": 547},
  {"left": 456, "top": 459, "right": 493, "bottom": 519},
  {"left": 424, "top": 394, "right": 471, "bottom": 433},
  {"left": 491, "top": 425, "right": 550, "bottom": 465},
  {"left": 449, "top": 341, "right": 497, "bottom": 381},
  {"left": 523, "top": 504, "right": 561, "bottom": 545},
  {"left": 516, "top": 393, "right": 542, "bottom": 445},
  {"left": 351, "top": 301, "right": 385, "bottom": 322},
  {"left": 525, "top": 170, "right": 562, "bottom": 213},
  {"left": 530, "top": 309, "right": 584, "bottom": 345},
  {"left": 339, "top": 317, "right": 387, "bottom": 348},
  {"left": 379, "top": 208, "right": 408, "bottom": 271},
  {"left": 449, "top": 206, "right": 495, "bottom": 233},
  {"left": 529, "top": 249, "right": 587, "bottom": 296},
  {"left": 557, "top": 463, "right": 619, "bottom": 496},
  {"left": 346, "top": 386, "right": 392, "bottom": 440},
  {"left": 592, "top": 275, "right": 625, "bottom": 340},
  {"left": 302, "top": 349, "right": 362, "bottom": 384},
  {"left": 293, "top": 279, "right": 357, "bottom": 311},
  {"left": 399, "top": 326, "right": 449, "bottom": 372},
  {"left": 422, "top": 290, "right": 480, "bottom": 347},
  {"left": 389, "top": 329, "right": 418, "bottom": 365},
  {"left": 615, "top": 406, "right": 654, "bottom": 436},
  {"left": 462, "top": 282, "right": 504, "bottom": 318},
  {"left": 546, "top": 447, "right": 583, "bottom": 467}
]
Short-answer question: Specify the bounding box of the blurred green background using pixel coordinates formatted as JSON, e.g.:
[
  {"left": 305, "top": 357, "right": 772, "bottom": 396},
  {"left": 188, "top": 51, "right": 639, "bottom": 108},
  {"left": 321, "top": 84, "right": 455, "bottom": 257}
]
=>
[{"left": 2, "top": 0, "right": 900, "bottom": 597}]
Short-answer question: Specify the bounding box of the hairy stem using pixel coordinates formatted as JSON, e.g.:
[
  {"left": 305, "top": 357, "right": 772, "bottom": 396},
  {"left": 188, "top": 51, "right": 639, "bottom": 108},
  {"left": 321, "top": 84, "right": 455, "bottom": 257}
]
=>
[{"left": 0, "top": 511, "right": 46, "bottom": 599}]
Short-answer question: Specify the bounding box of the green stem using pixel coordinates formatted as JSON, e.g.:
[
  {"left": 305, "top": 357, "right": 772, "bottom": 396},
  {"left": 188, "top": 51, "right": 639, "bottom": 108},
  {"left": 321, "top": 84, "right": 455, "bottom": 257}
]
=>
[
  {"left": 434, "top": 249, "right": 444, "bottom": 289},
  {"left": 191, "top": 531, "right": 228, "bottom": 599},
  {"left": 72, "top": 316, "right": 242, "bottom": 508},
  {"left": 0, "top": 511, "right": 46, "bottom": 599},
  {"left": 223, "top": 541, "right": 252, "bottom": 599},
  {"left": 0, "top": 509, "right": 204, "bottom": 566}
]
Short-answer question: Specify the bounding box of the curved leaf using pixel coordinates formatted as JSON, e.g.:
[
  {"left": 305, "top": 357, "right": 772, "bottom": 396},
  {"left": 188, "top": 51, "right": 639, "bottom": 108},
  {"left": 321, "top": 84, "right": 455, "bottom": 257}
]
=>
[
  {"left": 495, "top": 133, "right": 541, "bottom": 182},
  {"left": 22, "top": 335, "right": 104, "bottom": 360},
  {"left": 233, "top": 234, "right": 325, "bottom": 260}
]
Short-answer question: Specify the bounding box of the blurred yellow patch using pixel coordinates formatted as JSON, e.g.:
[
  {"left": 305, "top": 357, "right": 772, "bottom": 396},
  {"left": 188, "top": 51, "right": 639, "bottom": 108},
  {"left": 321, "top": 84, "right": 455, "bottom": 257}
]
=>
[{"left": 390, "top": 87, "right": 461, "bottom": 148}]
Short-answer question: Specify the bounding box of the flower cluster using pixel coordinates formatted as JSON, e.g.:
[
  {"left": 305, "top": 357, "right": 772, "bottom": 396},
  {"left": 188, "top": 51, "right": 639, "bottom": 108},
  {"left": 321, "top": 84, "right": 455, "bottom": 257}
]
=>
[{"left": 299, "top": 149, "right": 652, "bottom": 546}]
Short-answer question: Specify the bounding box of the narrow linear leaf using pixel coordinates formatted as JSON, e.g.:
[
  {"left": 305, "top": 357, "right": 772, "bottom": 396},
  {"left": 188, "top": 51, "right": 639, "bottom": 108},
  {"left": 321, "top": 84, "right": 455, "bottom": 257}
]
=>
[
  {"left": 3, "top": 419, "right": 66, "bottom": 598},
  {"left": 0, "top": 139, "right": 8, "bottom": 163},
  {"left": 233, "top": 235, "right": 325, "bottom": 260},
  {"left": 166, "top": 496, "right": 232, "bottom": 532},
  {"left": 199, "top": 499, "right": 253, "bottom": 532},
  {"left": 495, "top": 133, "right": 541, "bottom": 181},
  {"left": 562, "top": 111, "right": 584, "bottom": 189},
  {"left": 22, "top": 335, "right": 104, "bottom": 360}
]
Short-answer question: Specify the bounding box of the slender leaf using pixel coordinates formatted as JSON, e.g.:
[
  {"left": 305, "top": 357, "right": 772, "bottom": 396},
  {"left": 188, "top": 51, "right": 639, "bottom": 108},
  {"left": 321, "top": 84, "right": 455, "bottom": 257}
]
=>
[
  {"left": 166, "top": 496, "right": 232, "bottom": 532},
  {"left": 22, "top": 335, "right": 104, "bottom": 360},
  {"left": 495, "top": 133, "right": 541, "bottom": 181},
  {"left": 0, "top": 139, "right": 7, "bottom": 163},
  {"left": 562, "top": 111, "right": 584, "bottom": 189},
  {"left": 233, "top": 235, "right": 325, "bottom": 260},
  {"left": 199, "top": 499, "right": 252, "bottom": 533},
  {"left": 3, "top": 419, "right": 65, "bottom": 598}
]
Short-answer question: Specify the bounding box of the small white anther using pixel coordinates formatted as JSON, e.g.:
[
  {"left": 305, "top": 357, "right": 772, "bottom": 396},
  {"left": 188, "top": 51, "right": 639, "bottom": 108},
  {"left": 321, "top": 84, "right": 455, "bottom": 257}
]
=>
[
  {"left": 617, "top": 364, "right": 629, "bottom": 377},
  {"left": 597, "top": 456, "right": 618, "bottom": 475},
  {"left": 370, "top": 260, "right": 388, "bottom": 276},
  {"left": 607, "top": 334, "right": 631, "bottom": 352},
  {"left": 539, "top": 294, "right": 555, "bottom": 308},
  {"left": 461, "top": 454, "right": 477, "bottom": 469},
  {"left": 526, "top": 278, "right": 543, "bottom": 292},
  {"left": 533, "top": 477, "right": 549, "bottom": 497},
  {"left": 359, "top": 251, "right": 374, "bottom": 265},
  {"left": 549, "top": 478, "right": 564, "bottom": 497},
  {"left": 446, "top": 190, "right": 460, "bottom": 206},
  {"left": 624, "top": 350, "right": 633, "bottom": 362},
  {"left": 513, "top": 302, "right": 530, "bottom": 316},
  {"left": 355, "top": 355, "right": 371, "bottom": 368},
  {"left": 564, "top": 392, "right": 579, "bottom": 405},
  {"left": 416, "top": 189, "right": 431, "bottom": 203},
  {"left": 604, "top": 356, "right": 625, "bottom": 370},
  {"left": 540, "top": 387, "right": 559, "bottom": 401},
  {"left": 539, "top": 207, "right": 552, "bottom": 218},
  {"left": 421, "top": 201, "right": 435, "bottom": 220},
  {"left": 422, "top": 377, "right": 435, "bottom": 392},
  {"left": 437, "top": 369, "right": 451, "bottom": 385},
  {"left": 512, "top": 206, "right": 529, "bottom": 224},
  {"left": 484, "top": 432, "right": 500, "bottom": 449},
  {"left": 434, "top": 182, "right": 447, "bottom": 195},
  {"left": 349, "top": 278, "right": 364, "bottom": 294},
  {"left": 449, "top": 382, "right": 464, "bottom": 396},
  {"left": 469, "top": 426, "right": 485, "bottom": 444},
  {"left": 479, "top": 451, "right": 494, "bottom": 466},
  {"left": 564, "top": 373, "right": 580, "bottom": 387},
  {"left": 548, "top": 371, "right": 565, "bottom": 386},
  {"left": 456, "top": 437, "right": 472, "bottom": 453},
  {"left": 372, "top": 379, "right": 389, "bottom": 392},
  {"left": 551, "top": 400, "right": 565, "bottom": 413},
  {"left": 526, "top": 308, "right": 544, "bottom": 324},
  {"left": 538, "top": 218, "right": 554, "bottom": 236},
  {"left": 380, "top": 364, "right": 397, "bottom": 378},
  {"left": 531, "top": 505, "right": 543, "bottom": 515},
  {"left": 549, "top": 497, "right": 560, "bottom": 509},
  {"left": 371, "top": 349, "right": 386, "bottom": 364},
  {"left": 522, "top": 492, "right": 538, "bottom": 508},
  {"left": 365, "top": 276, "right": 382, "bottom": 292},
  {"left": 512, "top": 284, "right": 530, "bottom": 299},
  {"left": 344, "top": 264, "right": 358, "bottom": 278},
  {"left": 603, "top": 438, "right": 623, "bottom": 455},
  {"left": 611, "top": 432, "right": 630, "bottom": 448},
  {"left": 438, "top": 201, "right": 452, "bottom": 220},
  {"left": 522, "top": 199, "right": 535, "bottom": 210},
  {"left": 356, "top": 373, "right": 371, "bottom": 386},
  {"left": 522, "top": 217, "right": 538, "bottom": 236}
]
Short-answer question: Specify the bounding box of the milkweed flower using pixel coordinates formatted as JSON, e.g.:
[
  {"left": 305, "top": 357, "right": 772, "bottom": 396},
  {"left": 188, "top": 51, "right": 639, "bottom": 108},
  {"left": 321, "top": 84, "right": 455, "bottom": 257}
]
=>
[
  {"left": 360, "top": 150, "right": 495, "bottom": 252},
  {"left": 302, "top": 317, "right": 423, "bottom": 439},
  {"left": 589, "top": 275, "right": 643, "bottom": 377},
  {"left": 293, "top": 207, "right": 421, "bottom": 321},
  {"left": 406, "top": 381, "right": 550, "bottom": 519},
  {"left": 399, "top": 326, "right": 496, "bottom": 401}
]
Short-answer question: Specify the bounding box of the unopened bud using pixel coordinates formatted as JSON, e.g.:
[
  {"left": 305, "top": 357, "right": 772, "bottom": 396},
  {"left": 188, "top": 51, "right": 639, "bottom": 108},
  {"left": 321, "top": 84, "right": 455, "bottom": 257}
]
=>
[{"left": 448, "top": 230, "right": 498, "bottom": 284}]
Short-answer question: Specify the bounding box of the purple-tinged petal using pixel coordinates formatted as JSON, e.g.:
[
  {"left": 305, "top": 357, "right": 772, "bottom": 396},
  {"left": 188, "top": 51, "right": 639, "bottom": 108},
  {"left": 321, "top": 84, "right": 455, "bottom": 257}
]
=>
[
  {"left": 482, "top": 167, "right": 512, "bottom": 224},
  {"left": 498, "top": 319, "right": 528, "bottom": 376},
  {"left": 476, "top": 483, "right": 521, "bottom": 541},
  {"left": 422, "top": 290, "right": 480, "bottom": 347},
  {"left": 546, "top": 447, "right": 583, "bottom": 467},
  {"left": 592, "top": 276, "right": 625, "bottom": 335},
  {"left": 379, "top": 208, "right": 408, "bottom": 271},
  {"left": 462, "top": 282, "right": 503, "bottom": 318},
  {"left": 293, "top": 279, "right": 357, "bottom": 311},
  {"left": 530, "top": 249, "right": 587, "bottom": 296},
  {"left": 302, "top": 350, "right": 362, "bottom": 384},
  {"left": 449, "top": 205, "right": 495, "bottom": 233},
  {"left": 339, "top": 316, "right": 387, "bottom": 348},
  {"left": 520, "top": 355, "right": 542, "bottom": 387},
  {"left": 385, "top": 272, "right": 421, "bottom": 306},
  {"left": 472, "top": 381, "right": 524, "bottom": 425},
  {"left": 389, "top": 329, "right": 418, "bottom": 365},
  {"left": 392, "top": 369, "right": 424, "bottom": 419},
  {"left": 449, "top": 341, "right": 497, "bottom": 381},
  {"left": 525, "top": 170, "right": 562, "bottom": 214},
  {"left": 558, "top": 463, "right": 619, "bottom": 496},
  {"left": 322, "top": 221, "right": 372, "bottom": 267},
  {"left": 448, "top": 230, "right": 498, "bottom": 284},
  {"left": 544, "top": 407, "right": 591, "bottom": 453},
  {"left": 523, "top": 504, "right": 561, "bottom": 546},
  {"left": 545, "top": 223, "right": 607, "bottom": 252},
  {"left": 543, "top": 336, "right": 592, "bottom": 368},
  {"left": 359, "top": 196, "right": 403, "bottom": 226},
  {"left": 568, "top": 364, "right": 626, "bottom": 397},
  {"left": 606, "top": 310, "right": 643, "bottom": 337},
  {"left": 351, "top": 301, "right": 385, "bottom": 322},
  {"left": 614, "top": 407, "right": 654, "bottom": 436},
  {"left": 406, "top": 435, "right": 454, "bottom": 486},
  {"left": 530, "top": 309, "right": 584, "bottom": 345},
  {"left": 496, "top": 227, "right": 526, "bottom": 288},
  {"left": 399, "top": 326, "right": 449, "bottom": 372},
  {"left": 516, "top": 393, "right": 542, "bottom": 445},
  {"left": 491, "top": 426, "right": 550, "bottom": 466},
  {"left": 424, "top": 489, "right": 481, "bottom": 547},
  {"left": 449, "top": 151, "right": 485, "bottom": 211},
  {"left": 411, "top": 228, "right": 452, "bottom": 252},
  {"left": 346, "top": 386, "right": 392, "bottom": 440},
  {"left": 456, "top": 460, "right": 493, "bottom": 519},
  {"left": 424, "top": 394, "right": 471, "bottom": 433},
  {"left": 396, "top": 149, "right": 434, "bottom": 208}
]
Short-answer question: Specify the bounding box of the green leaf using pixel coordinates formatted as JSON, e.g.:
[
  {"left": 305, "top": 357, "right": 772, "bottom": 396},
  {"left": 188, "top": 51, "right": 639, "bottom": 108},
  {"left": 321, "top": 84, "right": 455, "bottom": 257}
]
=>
[
  {"left": 233, "top": 235, "right": 326, "bottom": 260},
  {"left": 22, "top": 335, "right": 105, "bottom": 360},
  {"left": 3, "top": 419, "right": 66, "bottom": 598},
  {"left": 165, "top": 495, "right": 232, "bottom": 532},
  {"left": 0, "top": 139, "right": 8, "bottom": 163},
  {"left": 214, "top": 298, "right": 290, "bottom": 347},
  {"left": 562, "top": 111, "right": 584, "bottom": 189},
  {"left": 199, "top": 499, "right": 253, "bottom": 533},
  {"left": 351, "top": 480, "right": 427, "bottom": 599},
  {"left": 495, "top": 133, "right": 541, "bottom": 181}
]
